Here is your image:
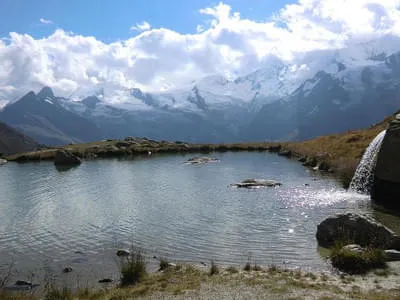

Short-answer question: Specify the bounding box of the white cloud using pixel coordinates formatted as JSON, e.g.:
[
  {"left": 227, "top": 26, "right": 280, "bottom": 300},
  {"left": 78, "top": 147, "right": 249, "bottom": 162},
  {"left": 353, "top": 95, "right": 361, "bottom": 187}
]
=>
[
  {"left": 1, "top": 1, "right": 400, "bottom": 103},
  {"left": 130, "top": 21, "right": 151, "bottom": 32},
  {"left": 40, "top": 18, "right": 53, "bottom": 25}
]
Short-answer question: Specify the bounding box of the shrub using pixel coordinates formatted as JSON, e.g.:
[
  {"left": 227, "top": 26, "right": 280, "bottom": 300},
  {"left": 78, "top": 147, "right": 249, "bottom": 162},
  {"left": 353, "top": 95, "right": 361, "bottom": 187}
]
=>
[
  {"left": 120, "top": 247, "right": 147, "bottom": 286},
  {"left": 226, "top": 266, "right": 239, "bottom": 274},
  {"left": 330, "top": 246, "right": 387, "bottom": 274},
  {"left": 210, "top": 260, "right": 219, "bottom": 275},
  {"left": 159, "top": 257, "right": 169, "bottom": 271},
  {"left": 253, "top": 263, "right": 262, "bottom": 271},
  {"left": 243, "top": 262, "right": 251, "bottom": 271}
]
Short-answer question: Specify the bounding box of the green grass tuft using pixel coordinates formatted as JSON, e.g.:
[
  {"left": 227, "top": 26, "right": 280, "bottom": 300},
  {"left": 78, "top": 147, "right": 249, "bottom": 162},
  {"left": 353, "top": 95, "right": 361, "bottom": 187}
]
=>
[
  {"left": 120, "top": 247, "right": 147, "bottom": 286},
  {"left": 209, "top": 260, "right": 219, "bottom": 276},
  {"left": 330, "top": 246, "right": 387, "bottom": 274}
]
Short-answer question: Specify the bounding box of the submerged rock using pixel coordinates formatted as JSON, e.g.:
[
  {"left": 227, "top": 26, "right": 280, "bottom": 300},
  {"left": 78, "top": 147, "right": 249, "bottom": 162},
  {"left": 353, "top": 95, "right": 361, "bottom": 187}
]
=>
[
  {"left": 6, "top": 281, "right": 39, "bottom": 291},
  {"left": 15, "top": 280, "right": 32, "bottom": 286},
  {"left": 231, "top": 179, "right": 282, "bottom": 189},
  {"left": 316, "top": 213, "right": 400, "bottom": 249},
  {"left": 54, "top": 149, "right": 81, "bottom": 166},
  {"left": 116, "top": 249, "right": 130, "bottom": 257},
  {"left": 185, "top": 157, "right": 219, "bottom": 164},
  {"left": 278, "top": 150, "right": 292, "bottom": 157},
  {"left": 63, "top": 266, "right": 73, "bottom": 273}
]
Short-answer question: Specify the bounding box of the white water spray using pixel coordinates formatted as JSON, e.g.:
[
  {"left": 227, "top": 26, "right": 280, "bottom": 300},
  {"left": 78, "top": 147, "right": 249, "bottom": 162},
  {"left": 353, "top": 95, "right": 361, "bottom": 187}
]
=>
[{"left": 350, "top": 130, "right": 386, "bottom": 193}]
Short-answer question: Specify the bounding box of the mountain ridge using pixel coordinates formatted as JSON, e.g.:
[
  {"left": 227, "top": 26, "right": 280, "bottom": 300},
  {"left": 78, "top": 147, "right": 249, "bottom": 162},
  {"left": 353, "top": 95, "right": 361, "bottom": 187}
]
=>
[{"left": 2, "top": 41, "right": 400, "bottom": 145}]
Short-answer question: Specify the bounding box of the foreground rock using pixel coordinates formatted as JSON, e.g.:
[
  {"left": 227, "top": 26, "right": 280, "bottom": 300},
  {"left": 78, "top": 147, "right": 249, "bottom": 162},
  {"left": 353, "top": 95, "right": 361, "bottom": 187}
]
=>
[
  {"left": 231, "top": 179, "right": 282, "bottom": 189},
  {"left": 384, "top": 249, "right": 400, "bottom": 261},
  {"left": 54, "top": 149, "right": 81, "bottom": 166},
  {"left": 316, "top": 213, "right": 400, "bottom": 249},
  {"left": 372, "top": 114, "right": 400, "bottom": 210},
  {"left": 185, "top": 157, "right": 219, "bottom": 164},
  {"left": 0, "top": 158, "right": 7, "bottom": 165}
]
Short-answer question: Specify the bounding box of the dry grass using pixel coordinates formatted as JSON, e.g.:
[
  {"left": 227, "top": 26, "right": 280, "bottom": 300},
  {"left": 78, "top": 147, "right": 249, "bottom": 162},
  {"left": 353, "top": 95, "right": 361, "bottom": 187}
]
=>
[{"left": 2, "top": 265, "right": 400, "bottom": 300}]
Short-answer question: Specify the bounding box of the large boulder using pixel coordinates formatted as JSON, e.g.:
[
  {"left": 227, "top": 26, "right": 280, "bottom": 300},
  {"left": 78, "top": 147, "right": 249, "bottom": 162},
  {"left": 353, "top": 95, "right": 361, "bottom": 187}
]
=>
[
  {"left": 372, "top": 115, "right": 400, "bottom": 210},
  {"left": 316, "top": 213, "right": 400, "bottom": 249},
  {"left": 54, "top": 149, "right": 81, "bottom": 166}
]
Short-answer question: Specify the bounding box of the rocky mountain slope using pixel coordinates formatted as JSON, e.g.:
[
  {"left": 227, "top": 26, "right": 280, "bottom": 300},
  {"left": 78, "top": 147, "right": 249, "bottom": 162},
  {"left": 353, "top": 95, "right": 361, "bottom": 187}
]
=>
[
  {"left": 0, "top": 87, "right": 103, "bottom": 145},
  {"left": 0, "top": 121, "right": 39, "bottom": 155}
]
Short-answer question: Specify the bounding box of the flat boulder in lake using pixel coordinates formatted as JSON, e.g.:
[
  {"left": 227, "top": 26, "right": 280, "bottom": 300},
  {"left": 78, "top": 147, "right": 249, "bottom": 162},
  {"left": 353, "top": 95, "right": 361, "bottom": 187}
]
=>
[
  {"left": 54, "top": 149, "right": 81, "bottom": 166},
  {"left": 185, "top": 157, "right": 219, "bottom": 165},
  {"left": 231, "top": 178, "right": 282, "bottom": 188}
]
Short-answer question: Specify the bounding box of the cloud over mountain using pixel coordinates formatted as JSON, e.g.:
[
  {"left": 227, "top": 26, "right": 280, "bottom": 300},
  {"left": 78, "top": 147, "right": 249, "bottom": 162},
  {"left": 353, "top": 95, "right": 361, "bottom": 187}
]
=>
[{"left": 1, "top": 0, "right": 400, "bottom": 103}]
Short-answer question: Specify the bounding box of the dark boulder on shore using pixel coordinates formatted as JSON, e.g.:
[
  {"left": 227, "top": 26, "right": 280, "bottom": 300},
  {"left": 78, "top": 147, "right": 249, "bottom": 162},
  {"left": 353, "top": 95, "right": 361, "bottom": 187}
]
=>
[
  {"left": 54, "top": 149, "right": 81, "bottom": 166},
  {"left": 316, "top": 213, "right": 400, "bottom": 249}
]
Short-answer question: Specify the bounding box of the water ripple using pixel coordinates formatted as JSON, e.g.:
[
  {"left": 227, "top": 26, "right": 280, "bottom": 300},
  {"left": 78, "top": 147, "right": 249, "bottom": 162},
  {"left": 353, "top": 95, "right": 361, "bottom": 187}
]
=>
[{"left": 0, "top": 153, "right": 392, "bottom": 280}]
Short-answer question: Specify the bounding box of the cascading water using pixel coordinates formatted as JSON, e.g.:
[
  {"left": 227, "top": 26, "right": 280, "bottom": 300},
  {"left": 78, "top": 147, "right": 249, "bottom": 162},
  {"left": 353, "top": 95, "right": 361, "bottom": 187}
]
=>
[{"left": 349, "top": 130, "right": 387, "bottom": 194}]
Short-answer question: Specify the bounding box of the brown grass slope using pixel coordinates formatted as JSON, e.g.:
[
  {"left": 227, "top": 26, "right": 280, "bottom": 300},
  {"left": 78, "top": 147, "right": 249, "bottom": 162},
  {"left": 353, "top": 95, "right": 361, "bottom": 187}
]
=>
[{"left": 280, "top": 111, "right": 399, "bottom": 186}]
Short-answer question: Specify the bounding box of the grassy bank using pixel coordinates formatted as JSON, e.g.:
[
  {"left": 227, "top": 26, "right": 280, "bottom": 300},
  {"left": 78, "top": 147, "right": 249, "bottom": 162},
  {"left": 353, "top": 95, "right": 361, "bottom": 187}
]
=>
[{"left": 2, "top": 264, "right": 400, "bottom": 300}]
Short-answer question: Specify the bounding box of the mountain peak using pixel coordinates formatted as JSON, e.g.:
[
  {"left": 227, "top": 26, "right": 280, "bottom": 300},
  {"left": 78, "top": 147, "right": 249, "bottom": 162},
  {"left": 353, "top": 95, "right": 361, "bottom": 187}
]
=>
[
  {"left": 81, "top": 96, "right": 101, "bottom": 109},
  {"left": 37, "top": 87, "right": 54, "bottom": 100}
]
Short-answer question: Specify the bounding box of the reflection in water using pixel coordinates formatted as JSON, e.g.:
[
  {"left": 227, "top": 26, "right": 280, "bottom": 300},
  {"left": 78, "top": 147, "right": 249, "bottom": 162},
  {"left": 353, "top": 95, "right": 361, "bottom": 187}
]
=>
[{"left": 0, "top": 152, "right": 388, "bottom": 284}]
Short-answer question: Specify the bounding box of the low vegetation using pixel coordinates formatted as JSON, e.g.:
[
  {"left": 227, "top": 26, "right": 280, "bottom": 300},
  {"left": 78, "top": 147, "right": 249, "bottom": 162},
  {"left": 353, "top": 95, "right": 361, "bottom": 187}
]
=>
[
  {"left": 119, "top": 247, "right": 147, "bottom": 286},
  {"left": 2, "top": 264, "right": 400, "bottom": 299},
  {"left": 330, "top": 245, "right": 387, "bottom": 274},
  {"left": 209, "top": 260, "right": 219, "bottom": 275},
  {"left": 159, "top": 257, "right": 170, "bottom": 271}
]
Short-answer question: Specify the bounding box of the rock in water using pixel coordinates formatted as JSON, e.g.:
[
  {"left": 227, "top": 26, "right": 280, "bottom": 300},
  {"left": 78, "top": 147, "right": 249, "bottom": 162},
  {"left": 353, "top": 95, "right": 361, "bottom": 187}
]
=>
[
  {"left": 231, "top": 179, "right": 282, "bottom": 188},
  {"left": 54, "top": 150, "right": 81, "bottom": 166},
  {"left": 316, "top": 213, "right": 400, "bottom": 249},
  {"left": 0, "top": 158, "right": 7, "bottom": 165},
  {"left": 116, "top": 249, "right": 130, "bottom": 257},
  {"left": 62, "top": 266, "right": 73, "bottom": 273},
  {"left": 372, "top": 116, "right": 400, "bottom": 210},
  {"left": 185, "top": 157, "right": 219, "bottom": 164},
  {"left": 384, "top": 249, "right": 400, "bottom": 261}
]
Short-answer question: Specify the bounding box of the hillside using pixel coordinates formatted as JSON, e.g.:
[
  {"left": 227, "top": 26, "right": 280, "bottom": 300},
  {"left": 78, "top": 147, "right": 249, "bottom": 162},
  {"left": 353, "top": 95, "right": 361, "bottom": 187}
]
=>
[{"left": 0, "top": 122, "right": 39, "bottom": 156}]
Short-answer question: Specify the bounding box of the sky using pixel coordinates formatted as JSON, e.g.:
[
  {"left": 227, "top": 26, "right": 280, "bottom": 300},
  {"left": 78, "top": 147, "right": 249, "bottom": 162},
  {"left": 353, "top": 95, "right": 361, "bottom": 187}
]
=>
[
  {"left": 1, "top": 0, "right": 400, "bottom": 104},
  {"left": 0, "top": 0, "right": 295, "bottom": 42}
]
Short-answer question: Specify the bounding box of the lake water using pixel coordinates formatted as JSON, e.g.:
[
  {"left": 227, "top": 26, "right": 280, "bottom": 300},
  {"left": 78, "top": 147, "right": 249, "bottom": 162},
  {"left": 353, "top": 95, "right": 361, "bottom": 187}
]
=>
[{"left": 0, "top": 152, "right": 394, "bottom": 286}]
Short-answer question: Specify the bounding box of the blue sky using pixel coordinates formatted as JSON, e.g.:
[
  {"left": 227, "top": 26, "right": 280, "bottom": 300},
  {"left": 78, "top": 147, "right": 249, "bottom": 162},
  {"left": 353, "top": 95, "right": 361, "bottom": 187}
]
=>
[{"left": 0, "top": 0, "right": 294, "bottom": 41}]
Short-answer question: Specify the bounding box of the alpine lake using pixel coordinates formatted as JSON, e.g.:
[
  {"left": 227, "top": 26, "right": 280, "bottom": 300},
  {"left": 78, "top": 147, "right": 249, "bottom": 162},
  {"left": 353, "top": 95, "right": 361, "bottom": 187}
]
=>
[{"left": 1, "top": 152, "right": 399, "bottom": 287}]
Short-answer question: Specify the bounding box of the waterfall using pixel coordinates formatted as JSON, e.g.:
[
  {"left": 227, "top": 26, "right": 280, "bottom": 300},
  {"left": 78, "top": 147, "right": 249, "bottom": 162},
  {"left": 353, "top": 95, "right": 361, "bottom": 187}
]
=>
[{"left": 349, "top": 130, "right": 386, "bottom": 194}]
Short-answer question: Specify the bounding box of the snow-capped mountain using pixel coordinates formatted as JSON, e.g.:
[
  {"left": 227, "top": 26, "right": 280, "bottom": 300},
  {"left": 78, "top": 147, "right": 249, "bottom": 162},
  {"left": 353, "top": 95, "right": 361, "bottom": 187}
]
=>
[{"left": 2, "top": 37, "right": 400, "bottom": 145}]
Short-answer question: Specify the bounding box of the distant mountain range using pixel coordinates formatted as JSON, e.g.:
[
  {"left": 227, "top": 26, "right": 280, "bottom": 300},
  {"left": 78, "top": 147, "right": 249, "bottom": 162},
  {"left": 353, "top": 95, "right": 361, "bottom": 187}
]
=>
[
  {"left": 0, "top": 121, "right": 39, "bottom": 155},
  {"left": 1, "top": 38, "right": 400, "bottom": 145}
]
